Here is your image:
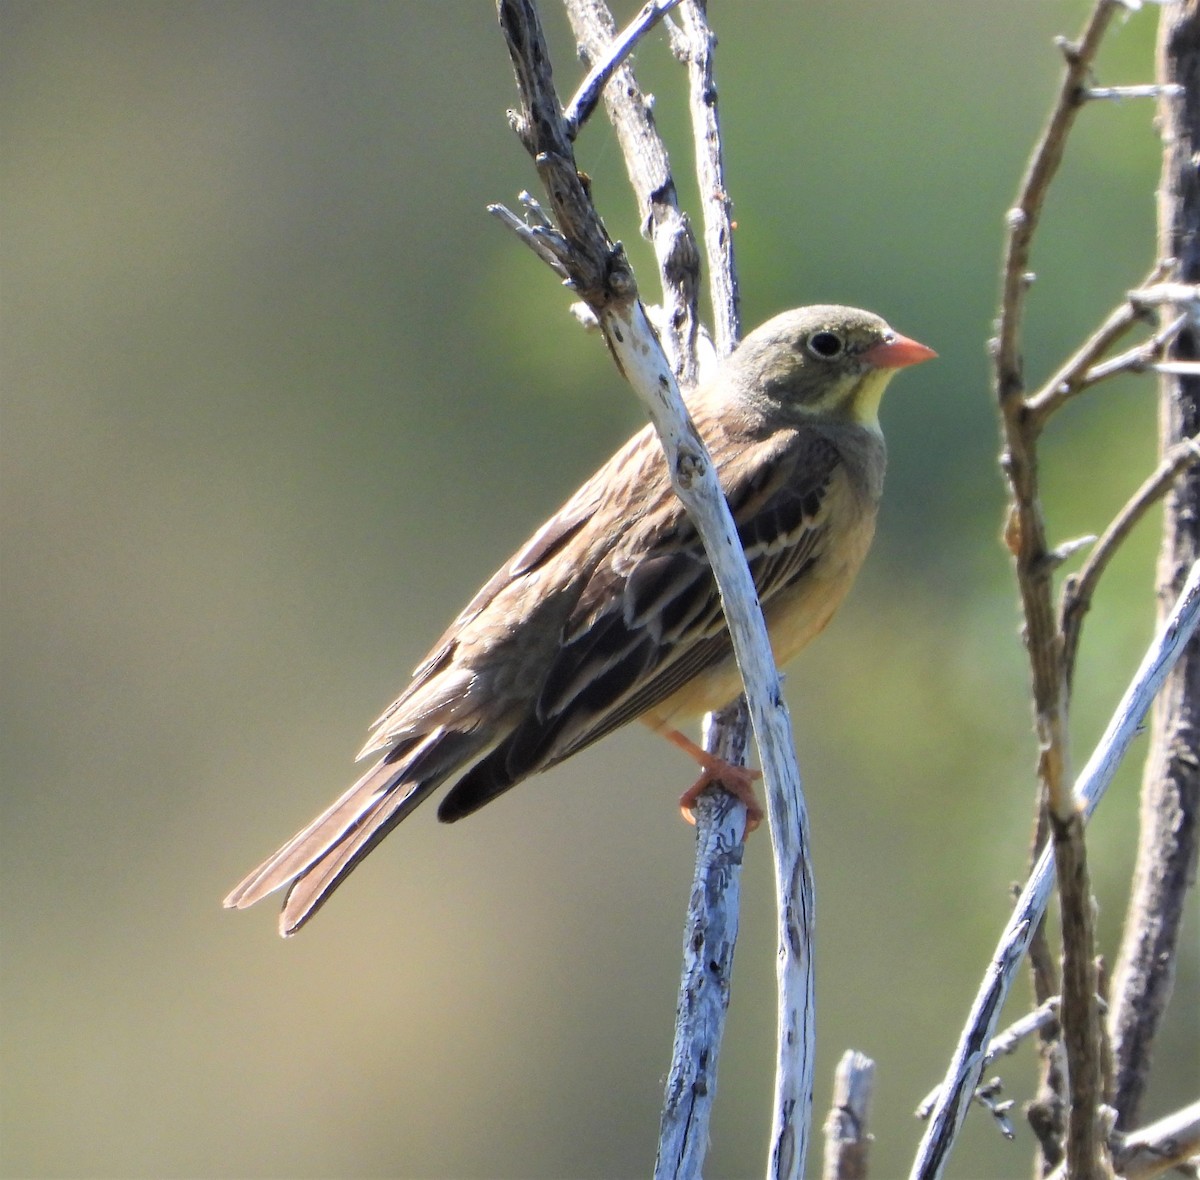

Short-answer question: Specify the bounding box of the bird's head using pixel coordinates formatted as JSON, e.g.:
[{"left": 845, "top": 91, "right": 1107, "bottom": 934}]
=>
[{"left": 726, "top": 304, "right": 936, "bottom": 433}]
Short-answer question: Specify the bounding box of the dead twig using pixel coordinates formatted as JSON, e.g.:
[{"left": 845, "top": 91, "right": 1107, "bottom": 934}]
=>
[
  {"left": 992, "top": 7, "right": 1129, "bottom": 1175},
  {"left": 822, "top": 1051, "right": 875, "bottom": 1180},
  {"left": 909, "top": 560, "right": 1200, "bottom": 1180},
  {"left": 1109, "top": 2, "right": 1200, "bottom": 1130},
  {"left": 562, "top": 0, "right": 683, "bottom": 136},
  {"left": 1061, "top": 434, "right": 1200, "bottom": 685}
]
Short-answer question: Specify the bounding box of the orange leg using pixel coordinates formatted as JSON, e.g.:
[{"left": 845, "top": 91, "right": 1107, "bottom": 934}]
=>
[{"left": 659, "top": 727, "right": 764, "bottom": 836}]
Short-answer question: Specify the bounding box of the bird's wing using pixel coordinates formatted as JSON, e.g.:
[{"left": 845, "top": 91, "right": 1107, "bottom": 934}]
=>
[
  {"left": 225, "top": 432, "right": 667, "bottom": 931},
  {"left": 359, "top": 442, "right": 637, "bottom": 756},
  {"left": 436, "top": 425, "right": 843, "bottom": 821}
]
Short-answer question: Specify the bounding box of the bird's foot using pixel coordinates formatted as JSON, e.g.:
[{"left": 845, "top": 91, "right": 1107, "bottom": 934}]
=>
[{"left": 661, "top": 728, "right": 763, "bottom": 836}]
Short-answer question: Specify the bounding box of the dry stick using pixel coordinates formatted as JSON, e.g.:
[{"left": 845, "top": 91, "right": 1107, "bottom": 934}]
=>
[
  {"left": 908, "top": 559, "right": 1200, "bottom": 1180},
  {"left": 1109, "top": 0, "right": 1200, "bottom": 1131},
  {"left": 672, "top": 1, "right": 740, "bottom": 353},
  {"left": 1074, "top": 311, "right": 1188, "bottom": 388},
  {"left": 1061, "top": 434, "right": 1200, "bottom": 685},
  {"left": 674, "top": 7, "right": 815, "bottom": 1172},
  {"left": 992, "top": 5, "right": 1126, "bottom": 1173},
  {"left": 564, "top": 0, "right": 703, "bottom": 386},
  {"left": 493, "top": 6, "right": 813, "bottom": 1175},
  {"left": 566, "top": 5, "right": 817, "bottom": 1174},
  {"left": 1023, "top": 264, "right": 1172, "bottom": 427},
  {"left": 821, "top": 1051, "right": 875, "bottom": 1180},
  {"left": 562, "top": 0, "right": 683, "bottom": 136},
  {"left": 1108, "top": 1098, "right": 1200, "bottom": 1180},
  {"left": 656, "top": 701, "right": 751, "bottom": 1180},
  {"left": 915, "top": 997, "right": 1062, "bottom": 1120},
  {"left": 560, "top": 5, "right": 745, "bottom": 1172}
]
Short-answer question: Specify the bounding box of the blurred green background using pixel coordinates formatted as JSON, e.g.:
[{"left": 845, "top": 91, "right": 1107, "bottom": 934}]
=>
[{"left": 2, "top": 2, "right": 1196, "bottom": 1177}]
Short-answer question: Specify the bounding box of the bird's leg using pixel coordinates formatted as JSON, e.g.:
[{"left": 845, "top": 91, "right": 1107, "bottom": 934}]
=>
[{"left": 660, "top": 727, "right": 764, "bottom": 835}]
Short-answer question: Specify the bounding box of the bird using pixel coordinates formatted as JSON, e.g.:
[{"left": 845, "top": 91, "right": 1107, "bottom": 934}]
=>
[{"left": 224, "top": 304, "right": 935, "bottom": 936}]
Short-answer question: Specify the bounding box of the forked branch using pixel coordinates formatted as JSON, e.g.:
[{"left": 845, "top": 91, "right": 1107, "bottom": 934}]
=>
[{"left": 494, "top": 3, "right": 815, "bottom": 1174}]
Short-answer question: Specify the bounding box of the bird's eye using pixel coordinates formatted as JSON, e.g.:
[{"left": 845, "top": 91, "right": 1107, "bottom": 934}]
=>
[{"left": 806, "top": 331, "right": 844, "bottom": 359}]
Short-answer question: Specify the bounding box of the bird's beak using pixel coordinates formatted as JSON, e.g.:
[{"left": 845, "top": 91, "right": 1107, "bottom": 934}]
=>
[{"left": 862, "top": 333, "right": 937, "bottom": 370}]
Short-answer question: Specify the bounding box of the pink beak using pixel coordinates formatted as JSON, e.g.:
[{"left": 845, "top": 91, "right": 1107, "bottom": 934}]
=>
[{"left": 862, "top": 332, "right": 937, "bottom": 370}]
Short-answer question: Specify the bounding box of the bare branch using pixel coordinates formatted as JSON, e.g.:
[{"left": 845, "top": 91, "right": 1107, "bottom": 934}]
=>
[
  {"left": 973, "top": 1078, "right": 1018, "bottom": 1141},
  {"left": 1085, "top": 82, "right": 1185, "bottom": 100},
  {"left": 564, "top": 6, "right": 744, "bottom": 1171},
  {"left": 565, "top": 0, "right": 702, "bottom": 384},
  {"left": 654, "top": 702, "right": 748, "bottom": 1180},
  {"left": 916, "top": 997, "right": 1062, "bottom": 1120},
  {"left": 496, "top": 4, "right": 814, "bottom": 1173},
  {"left": 672, "top": 0, "right": 740, "bottom": 352},
  {"left": 1024, "top": 264, "right": 1170, "bottom": 426},
  {"left": 487, "top": 198, "right": 574, "bottom": 279},
  {"left": 909, "top": 559, "right": 1200, "bottom": 1180},
  {"left": 1081, "top": 313, "right": 1187, "bottom": 383},
  {"left": 991, "top": 9, "right": 1131, "bottom": 1174},
  {"left": 822, "top": 1051, "right": 875, "bottom": 1180},
  {"left": 1109, "top": 1, "right": 1200, "bottom": 1128},
  {"left": 1131, "top": 278, "right": 1200, "bottom": 311},
  {"left": 1053, "top": 814, "right": 1114, "bottom": 1178},
  {"left": 562, "top": 0, "right": 683, "bottom": 136},
  {"left": 1110, "top": 1098, "right": 1200, "bottom": 1179},
  {"left": 1061, "top": 434, "right": 1200, "bottom": 685},
  {"left": 995, "top": 1, "right": 1123, "bottom": 417}
]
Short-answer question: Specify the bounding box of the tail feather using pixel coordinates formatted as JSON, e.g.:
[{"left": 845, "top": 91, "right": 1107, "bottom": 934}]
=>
[{"left": 224, "top": 728, "right": 493, "bottom": 934}]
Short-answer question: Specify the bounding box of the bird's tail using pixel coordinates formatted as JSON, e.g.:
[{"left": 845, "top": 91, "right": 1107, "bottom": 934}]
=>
[{"left": 223, "top": 727, "right": 492, "bottom": 936}]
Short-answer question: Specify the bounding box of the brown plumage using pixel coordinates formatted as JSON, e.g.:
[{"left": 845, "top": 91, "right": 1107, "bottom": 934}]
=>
[{"left": 224, "top": 305, "right": 935, "bottom": 935}]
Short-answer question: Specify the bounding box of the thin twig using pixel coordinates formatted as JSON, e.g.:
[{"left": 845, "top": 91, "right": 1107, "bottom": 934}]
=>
[
  {"left": 1085, "top": 83, "right": 1185, "bottom": 100},
  {"left": 995, "top": 3, "right": 1123, "bottom": 417},
  {"left": 1080, "top": 313, "right": 1188, "bottom": 384},
  {"left": 1061, "top": 434, "right": 1200, "bottom": 686},
  {"left": 672, "top": 0, "right": 740, "bottom": 352},
  {"left": 916, "top": 997, "right": 1062, "bottom": 1120},
  {"left": 565, "top": 0, "right": 702, "bottom": 384},
  {"left": 1024, "top": 264, "right": 1170, "bottom": 427},
  {"left": 562, "top": 0, "right": 683, "bottom": 136},
  {"left": 673, "top": 6, "right": 813, "bottom": 1173},
  {"left": 972, "top": 1078, "right": 1018, "bottom": 1141},
  {"left": 1130, "top": 279, "right": 1200, "bottom": 311},
  {"left": 992, "top": 9, "right": 1128, "bottom": 1174},
  {"left": 908, "top": 558, "right": 1200, "bottom": 1180}
]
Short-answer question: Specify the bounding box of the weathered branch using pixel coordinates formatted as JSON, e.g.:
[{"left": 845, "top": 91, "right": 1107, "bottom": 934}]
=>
[
  {"left": 909, "top": 558, "right": 1200, "bottom": 1180},
  {"left": 562, "top": 0, "right": 683, "bottom": 136},
  {"left": 671, "top": 0, "right": 740, "bottom": 353},
  {"left": 654, "top": 700, "right": 748, "bottom": 1180},
  {"left": 822, "top": 1051, "right": 875, "bottom": 1180},
  {"left": 565, "top": 0, "right": 702, "bottom": 385},
  {"left": 1109, "top": 1098, "right": 1200, "bottom": 1179},
  {"left": 1061, "top": 434, "right": 1200, "bottom": 685},
  {"left": 1109, "top": 0, "right": 1200, "bottom": 1131},
  {"left": 1024, "top": 265, "right": 1170, "bottom": 427},
  {"left": 495, "top": 4, "right": 814, "bottom": 1174},
  {"left": 992, "top": 8, "right": 1130, "bottom": 1174},
  {"left": 562, "top": 5, "right": 744, "bottom": 1172},
  {"left": 994, "top": 2, "right": 1122, "bottom": 419},
  {"left": 916, "top": 997, "right": 1062, "bottom": 1120},
  {"left": 1078, "top": 311, "right": 1187, "bottom": 386}
]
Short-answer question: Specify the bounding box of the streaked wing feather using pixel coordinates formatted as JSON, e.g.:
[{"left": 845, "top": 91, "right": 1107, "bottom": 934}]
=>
[{"left": 436, "top": 426, "right": 842, "bottom": 821}]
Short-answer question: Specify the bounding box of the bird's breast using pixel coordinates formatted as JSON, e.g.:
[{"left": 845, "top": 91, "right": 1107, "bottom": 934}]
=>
[{"left": 643, "top": 461, "right": 879, "bottom": 727}]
